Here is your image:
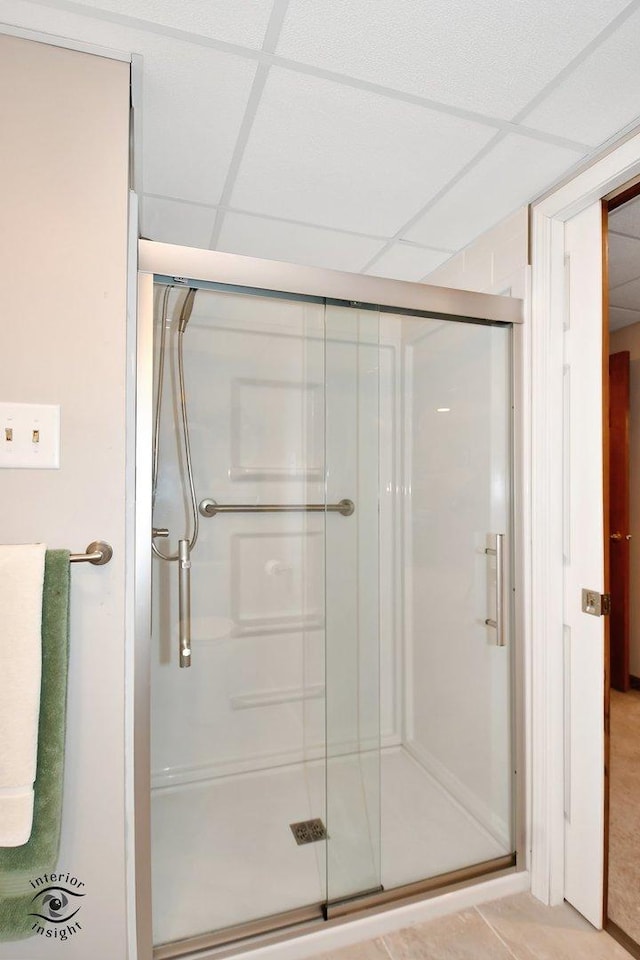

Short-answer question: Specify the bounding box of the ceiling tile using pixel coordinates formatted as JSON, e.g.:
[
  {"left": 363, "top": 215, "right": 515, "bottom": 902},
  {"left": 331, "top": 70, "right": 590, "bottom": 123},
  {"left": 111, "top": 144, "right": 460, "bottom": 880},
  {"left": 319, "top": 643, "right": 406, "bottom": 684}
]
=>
[
  {"left": 522, "top": 6, "right": 640, "bottom": 147},
  {"left": 142, "top": 38, "right": 257, "bottom": 203},
  {"left": 610, "top": 275, "right": 640, "bottom": 310},
  {"left": 609, "top": 233, "right": 640, "bottom": 289},
  {"left": 231, "top": 68, "right": 495, "bottom": 236},
  {"left": 404, "top": 134, "right": 585, "bottom": 251},
  {"left": 53, "top": 0, "right": 275, "bottom": 47},
  {"left": 218, "top": 212, "right": 383, "bottom": 271},
  {"left": 365, "top": 243, "right": 450, "bottom": 281},
  {"left": 142, "top": 196, "right": 216, "bottom": 247},
  {"left": 276, "top": 0, "right": 630, "bottom": 120},
  {"left": 610, "top": 306, "right": 640, "bottom": 332},
  {"left": 609, "top": 196, "right": 640, "bottom": 238}
]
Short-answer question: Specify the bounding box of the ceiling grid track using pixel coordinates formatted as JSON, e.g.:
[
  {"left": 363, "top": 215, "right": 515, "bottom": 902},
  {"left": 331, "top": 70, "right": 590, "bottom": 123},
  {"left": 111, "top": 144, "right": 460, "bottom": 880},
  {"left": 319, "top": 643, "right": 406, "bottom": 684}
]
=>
[
  {"left": 513, "top": 0, "right": 640, "bottom": 126},
  {"left": 360, "top": 130, "right": 507, "bottom": 275},
  {"left": 22, "top": 0, "right": 598, "bottom": 154},
  {"left": 363, "top": 0, "right": 640, "bottom": 278},
  {"left": 15, "top": 0, "right": 640, "bottom": 280},
  {"left": 208, "top": 0, "right": 292, "bottom": 250},
  {"left": 143, "top": 193, "right": 456, "bottom": 256}
]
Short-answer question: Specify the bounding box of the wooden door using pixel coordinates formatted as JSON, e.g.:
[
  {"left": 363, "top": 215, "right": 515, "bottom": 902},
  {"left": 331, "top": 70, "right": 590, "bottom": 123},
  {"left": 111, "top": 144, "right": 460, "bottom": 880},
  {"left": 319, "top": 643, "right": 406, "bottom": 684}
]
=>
[{"left": 609, "top": 350, "right": 630, "bottom": 692}]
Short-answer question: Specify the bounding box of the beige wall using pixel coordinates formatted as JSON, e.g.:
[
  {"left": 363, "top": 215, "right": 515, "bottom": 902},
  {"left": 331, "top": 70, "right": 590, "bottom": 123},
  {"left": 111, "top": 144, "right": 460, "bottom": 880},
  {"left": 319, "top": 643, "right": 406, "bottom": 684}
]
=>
[
  {"left": 610, "top": 320, "right": 640, "bottom": 357},
  {"left": 426, "top": 208, "right": 529, "bottom": 299},
  {"left": 610, "top": 322, "right": 640, "bottom": 677},
  {"left": 0, "top": 35, "right": 130, "bottom": 959}
]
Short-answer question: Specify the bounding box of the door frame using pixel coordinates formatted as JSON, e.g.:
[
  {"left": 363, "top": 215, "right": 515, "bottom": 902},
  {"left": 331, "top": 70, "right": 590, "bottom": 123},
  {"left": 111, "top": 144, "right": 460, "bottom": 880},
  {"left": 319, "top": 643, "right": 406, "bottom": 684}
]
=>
[
  {"left": 133, "top": 242, "right": 525, "bottom": 959},
  {"left": 530, "top": 127, "right": 640, "bottom": 913}
]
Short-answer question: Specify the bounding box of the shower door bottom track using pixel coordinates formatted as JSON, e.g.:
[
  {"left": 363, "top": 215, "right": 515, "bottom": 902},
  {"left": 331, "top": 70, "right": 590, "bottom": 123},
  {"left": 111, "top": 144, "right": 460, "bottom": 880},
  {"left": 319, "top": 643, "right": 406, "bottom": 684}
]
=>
[{"left": 153, "top": 853, "right": 517, "bottom": 960}]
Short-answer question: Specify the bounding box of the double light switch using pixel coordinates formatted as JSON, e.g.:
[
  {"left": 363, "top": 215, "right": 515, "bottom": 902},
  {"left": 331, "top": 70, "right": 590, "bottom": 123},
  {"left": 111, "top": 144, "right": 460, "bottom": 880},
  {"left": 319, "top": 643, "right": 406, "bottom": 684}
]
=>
[{"left": 0, "top": 402, "right": 60, "bottom": 469}]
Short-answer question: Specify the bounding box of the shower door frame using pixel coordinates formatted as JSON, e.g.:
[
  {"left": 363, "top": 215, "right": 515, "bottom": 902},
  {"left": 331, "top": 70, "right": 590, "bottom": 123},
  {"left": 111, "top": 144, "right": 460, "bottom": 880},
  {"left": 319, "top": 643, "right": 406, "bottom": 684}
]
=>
[{"left": 134, "top": 240, "right": 526, "bottom": 960}]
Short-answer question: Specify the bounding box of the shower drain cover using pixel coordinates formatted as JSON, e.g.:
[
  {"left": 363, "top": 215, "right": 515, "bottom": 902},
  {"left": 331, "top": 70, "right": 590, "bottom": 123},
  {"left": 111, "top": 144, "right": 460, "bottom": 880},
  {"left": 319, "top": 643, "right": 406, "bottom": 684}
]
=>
[{"left": 289, "top": 818, "right": 328, "bottom": 845}]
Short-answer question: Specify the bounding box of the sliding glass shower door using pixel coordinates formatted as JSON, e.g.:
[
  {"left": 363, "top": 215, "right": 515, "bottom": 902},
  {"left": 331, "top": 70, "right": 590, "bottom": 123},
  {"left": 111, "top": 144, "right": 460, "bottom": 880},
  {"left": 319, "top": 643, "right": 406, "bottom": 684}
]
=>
[
  {"left": 147, "top": 273, "right": 515, "bottom": 955},
  {"left": 397, "top": 313, "right": 513, "bottom": 888},
  {"left": 150, "top": 286, "right": 382, "bottom": 947}
]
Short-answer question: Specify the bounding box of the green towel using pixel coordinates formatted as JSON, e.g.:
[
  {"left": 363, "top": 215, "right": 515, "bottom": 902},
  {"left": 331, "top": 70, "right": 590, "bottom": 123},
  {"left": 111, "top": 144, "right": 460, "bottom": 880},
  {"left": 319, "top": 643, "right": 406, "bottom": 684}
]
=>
[{"left": 0, "top": 550, "right": 70, "bottom": 941}]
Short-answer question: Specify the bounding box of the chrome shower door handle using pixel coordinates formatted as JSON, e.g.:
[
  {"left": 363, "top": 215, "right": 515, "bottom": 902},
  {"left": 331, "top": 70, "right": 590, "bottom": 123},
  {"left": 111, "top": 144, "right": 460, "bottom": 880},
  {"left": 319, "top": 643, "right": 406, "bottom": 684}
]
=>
[
  {"left": 178, "top": 539, "right": 192, "bottom": 668},
  {"left": 485, "top": 533, "right": 505, "bottom": 647}
]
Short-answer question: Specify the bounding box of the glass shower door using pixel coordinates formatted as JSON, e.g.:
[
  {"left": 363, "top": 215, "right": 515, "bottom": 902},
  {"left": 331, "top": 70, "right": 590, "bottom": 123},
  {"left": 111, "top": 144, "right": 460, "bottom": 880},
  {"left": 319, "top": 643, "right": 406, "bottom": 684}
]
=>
[
  {"left": 390, "top": 313, "right": 514, "bottom": 890},
  {"left": 147, "top": 274, "right": 515, "bottom": 953},
  {"left": 150, "top": 286, "right": 330, "bottom": 944},
  {"left": 149, "top": 285, "right": 383, "bottom": 948}
]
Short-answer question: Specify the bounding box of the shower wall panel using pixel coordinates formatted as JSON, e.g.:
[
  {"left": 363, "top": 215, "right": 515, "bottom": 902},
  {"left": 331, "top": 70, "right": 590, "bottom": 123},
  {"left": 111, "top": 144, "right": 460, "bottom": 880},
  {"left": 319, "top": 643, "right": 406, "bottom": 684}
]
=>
[{"left": 404, "top": 318, "right": 512, "bottom": 849}]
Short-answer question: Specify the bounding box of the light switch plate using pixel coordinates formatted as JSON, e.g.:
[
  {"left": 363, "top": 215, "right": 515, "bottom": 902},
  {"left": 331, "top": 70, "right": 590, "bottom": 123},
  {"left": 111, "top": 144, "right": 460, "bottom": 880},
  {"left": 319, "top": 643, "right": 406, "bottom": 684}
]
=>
[{"left": 0, "top": 402, "right": 60, "bottom": 469}]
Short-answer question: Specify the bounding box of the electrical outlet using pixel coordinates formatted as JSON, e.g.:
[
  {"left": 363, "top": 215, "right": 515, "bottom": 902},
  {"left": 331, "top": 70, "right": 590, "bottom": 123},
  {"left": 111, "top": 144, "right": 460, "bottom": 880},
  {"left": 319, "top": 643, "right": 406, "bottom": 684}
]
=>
[{"left": 0, "top": 402, "right": 60, "bottom": 469}]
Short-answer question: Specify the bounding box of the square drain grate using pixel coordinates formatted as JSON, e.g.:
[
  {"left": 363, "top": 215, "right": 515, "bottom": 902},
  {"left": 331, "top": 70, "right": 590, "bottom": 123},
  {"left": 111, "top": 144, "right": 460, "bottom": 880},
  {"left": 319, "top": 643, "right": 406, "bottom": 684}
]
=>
[{"left": 289, "top": 818, "right": 328, "bottom": 845}]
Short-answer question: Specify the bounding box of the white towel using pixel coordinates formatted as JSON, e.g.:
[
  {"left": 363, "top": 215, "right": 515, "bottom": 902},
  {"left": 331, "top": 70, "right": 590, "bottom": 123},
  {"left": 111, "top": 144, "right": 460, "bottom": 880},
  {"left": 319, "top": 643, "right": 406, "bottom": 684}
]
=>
[{"left": 0, "top": 544, "right": 46, "bottom": 846}]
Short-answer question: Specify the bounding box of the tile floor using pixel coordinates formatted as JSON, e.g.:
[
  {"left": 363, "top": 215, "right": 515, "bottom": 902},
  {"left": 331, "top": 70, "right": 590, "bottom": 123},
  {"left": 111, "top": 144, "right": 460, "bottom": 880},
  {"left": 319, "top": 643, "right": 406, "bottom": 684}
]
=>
[
  {"left": 314, "top": 893, "right": 633, "bottom": 960},
  {"left": 608, "top": 689, "right": 640, "bottom": 944}
]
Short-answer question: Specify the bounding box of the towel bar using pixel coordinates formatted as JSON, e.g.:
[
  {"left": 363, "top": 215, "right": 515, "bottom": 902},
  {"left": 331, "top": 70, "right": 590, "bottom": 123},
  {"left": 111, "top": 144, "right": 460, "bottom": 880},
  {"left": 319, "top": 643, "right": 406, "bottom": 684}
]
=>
[{"left": 69, "top": 541, "right": 113, "bottom": 565}]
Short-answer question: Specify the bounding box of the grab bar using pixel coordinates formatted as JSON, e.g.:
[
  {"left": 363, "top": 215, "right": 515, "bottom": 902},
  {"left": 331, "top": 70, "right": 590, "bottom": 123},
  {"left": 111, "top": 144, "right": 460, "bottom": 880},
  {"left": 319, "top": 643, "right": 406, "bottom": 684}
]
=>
[
  {"left": 198, "top": 498, "right": 355, "bottom": 518},
  {"left": 484, "top": 534, "right": 505, "bottom": 647}
]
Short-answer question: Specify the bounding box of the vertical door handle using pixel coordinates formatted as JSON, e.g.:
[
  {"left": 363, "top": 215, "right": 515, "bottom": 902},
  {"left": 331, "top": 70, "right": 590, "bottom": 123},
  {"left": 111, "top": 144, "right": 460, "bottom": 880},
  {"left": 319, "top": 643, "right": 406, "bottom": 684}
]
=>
[
  {"left": 178, "top": 539, "right": 192, "bottom": 668},
  {"left": 485, "top": 533, "right": 505, "bottom": 647}
]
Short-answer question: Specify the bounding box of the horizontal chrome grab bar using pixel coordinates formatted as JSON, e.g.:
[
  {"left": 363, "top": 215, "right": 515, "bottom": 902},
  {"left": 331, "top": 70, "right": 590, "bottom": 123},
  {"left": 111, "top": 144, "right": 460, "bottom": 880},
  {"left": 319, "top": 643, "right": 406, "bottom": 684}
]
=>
[{"left": 198, "top": 498, "right": 355, "bottom": 518}]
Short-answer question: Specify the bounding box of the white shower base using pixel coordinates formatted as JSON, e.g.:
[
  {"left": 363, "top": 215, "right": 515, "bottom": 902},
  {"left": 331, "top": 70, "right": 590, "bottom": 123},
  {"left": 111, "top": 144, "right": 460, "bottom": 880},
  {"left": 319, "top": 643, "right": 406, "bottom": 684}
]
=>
[{"left": 151, "top": 746, "right": 507, "bottom": 946}]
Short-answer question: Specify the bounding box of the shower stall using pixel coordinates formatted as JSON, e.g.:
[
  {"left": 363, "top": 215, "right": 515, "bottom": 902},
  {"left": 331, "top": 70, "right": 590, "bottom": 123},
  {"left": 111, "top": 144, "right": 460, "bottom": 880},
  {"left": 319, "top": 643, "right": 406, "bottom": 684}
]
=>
[{"left": 135, "top": 242, "right": 524, "bottom": 958}]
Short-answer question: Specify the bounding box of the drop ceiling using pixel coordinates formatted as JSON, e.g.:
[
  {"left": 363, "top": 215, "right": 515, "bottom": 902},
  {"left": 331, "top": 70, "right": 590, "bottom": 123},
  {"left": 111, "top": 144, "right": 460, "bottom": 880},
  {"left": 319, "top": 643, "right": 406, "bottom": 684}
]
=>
[
  {"left": 610, "top": 196, "right": 640, "bottom": 331},
  {"left": 4, "top": 0, "right": 640, "bottom": 281}
]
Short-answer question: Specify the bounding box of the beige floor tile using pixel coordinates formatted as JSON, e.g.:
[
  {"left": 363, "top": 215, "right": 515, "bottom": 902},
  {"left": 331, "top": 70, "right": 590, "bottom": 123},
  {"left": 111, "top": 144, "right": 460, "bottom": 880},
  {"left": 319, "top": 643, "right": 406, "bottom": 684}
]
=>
[
  {"left": 478, "top": 892, "right": 633, "bottom": 959},
  {"left": 608, "top": 689, "right": 640, "bottom": 944},
  {"left": 313, "top": 939, "right": 391, "bottom": 960},
  {"left": 381, "top": 908, "right": 514, "bottom": 959}
]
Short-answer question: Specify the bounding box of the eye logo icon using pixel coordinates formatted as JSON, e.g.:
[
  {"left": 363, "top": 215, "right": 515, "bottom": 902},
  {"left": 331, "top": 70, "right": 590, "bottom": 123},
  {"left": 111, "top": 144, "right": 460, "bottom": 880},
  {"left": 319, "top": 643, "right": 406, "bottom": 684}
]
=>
[{"left": 29, "top": 887, "right": 85, "bottom": 923}]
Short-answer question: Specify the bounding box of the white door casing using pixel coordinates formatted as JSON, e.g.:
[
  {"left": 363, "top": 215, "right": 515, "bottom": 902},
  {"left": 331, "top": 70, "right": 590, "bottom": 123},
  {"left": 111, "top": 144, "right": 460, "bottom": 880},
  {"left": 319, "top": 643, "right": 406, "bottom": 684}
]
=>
[
  {"left": 562, "top": 203, "right": 605, "bottom": 926},
  {"left": 530, "top": 128, "right": 640, "bottom": 927}
]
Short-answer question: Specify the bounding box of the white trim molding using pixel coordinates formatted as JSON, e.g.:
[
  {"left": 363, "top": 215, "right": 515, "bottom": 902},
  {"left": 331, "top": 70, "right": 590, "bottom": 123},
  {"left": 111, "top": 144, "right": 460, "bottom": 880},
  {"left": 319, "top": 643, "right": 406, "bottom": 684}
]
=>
[
  {"left": 0, "top": 19, "right": 132, "bottom": 60},
  {"left": 530, "top": 129, "right": 640, "bottom": 909}
]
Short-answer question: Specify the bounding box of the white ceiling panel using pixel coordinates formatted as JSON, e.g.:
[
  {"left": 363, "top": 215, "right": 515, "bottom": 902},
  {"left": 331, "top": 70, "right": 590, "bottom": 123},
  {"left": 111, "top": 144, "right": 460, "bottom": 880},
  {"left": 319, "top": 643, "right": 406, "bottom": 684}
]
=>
[
  {"left": 218, "top": 212, "right": 384, "bottom": 272},
  {"left": 67, "top": 0, "right": 275, "bottom": 47},
  {"left": 608, "top": 233, "right": 640, "bottom": 289},
  {"left": 231, "top": 68, "right": 496, "bottom": 236},
  {"left": 610, "top": 306, "right": 640, "bottom": 331},
  {"left": 142, "top": 196, "right": 216, "bottom": 247},
  {"left": 609, "top": 197, "right": 640, "bottom": 238},
  {"left": 610, "top": 275, "right": 640, "bottom": 310},
  {"left": 276, "top": 0, "right": 630, "bottom": 120},
  {"left": 404, "top": 134, "right": 585, "bottom": 251},
  {"left": 365, "top": 243, "right": 450, "bottom": 282},
  {"left": 522, "top": 6, "right": 640, "bottom": 147},
  {"left": 142, "top": 37, "right": 257, "bottom": 203}
]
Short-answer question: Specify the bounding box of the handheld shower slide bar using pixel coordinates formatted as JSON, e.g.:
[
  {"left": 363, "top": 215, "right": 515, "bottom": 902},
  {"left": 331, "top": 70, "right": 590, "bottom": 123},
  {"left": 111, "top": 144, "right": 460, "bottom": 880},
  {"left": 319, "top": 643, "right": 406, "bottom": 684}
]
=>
[{"left": 151, "top": 285, "right": 199, "bottom": 669}]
